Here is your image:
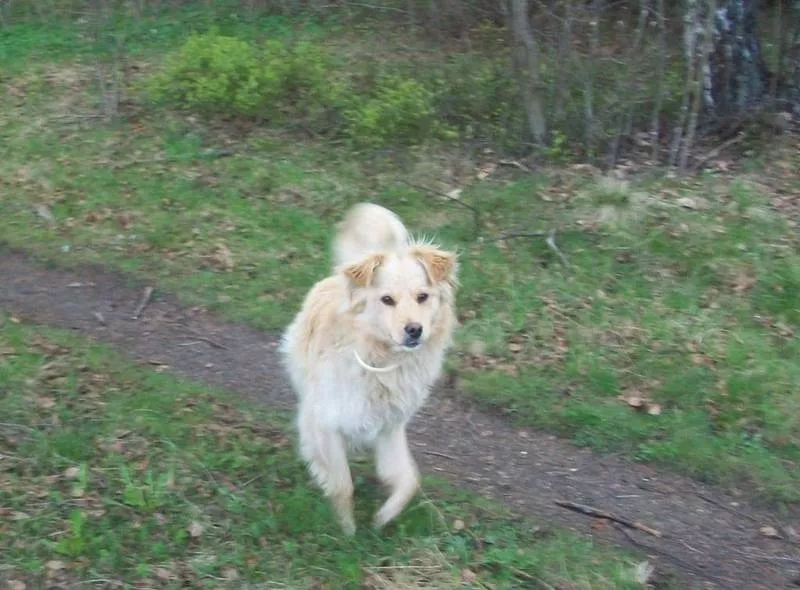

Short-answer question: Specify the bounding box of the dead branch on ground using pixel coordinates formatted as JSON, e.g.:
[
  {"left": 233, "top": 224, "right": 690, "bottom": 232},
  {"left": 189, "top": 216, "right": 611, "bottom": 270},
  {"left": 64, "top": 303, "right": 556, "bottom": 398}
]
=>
[
  {"left": 131, "top": 286, "right": 154, "bottom": 320},
  {"left": 494, "top": 229, "right": 570, "bottom": 269},
  {"left": 398, "top": 180, "right": 481, "bottom": 230},
  {"left": 554, "top": 499, "right": 662, "bottom": 537}
]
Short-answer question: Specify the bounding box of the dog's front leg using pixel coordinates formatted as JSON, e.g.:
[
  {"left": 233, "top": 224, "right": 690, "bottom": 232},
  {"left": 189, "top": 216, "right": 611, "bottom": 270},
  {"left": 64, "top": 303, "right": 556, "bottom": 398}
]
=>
[
  {"left": 373, "top": 425, "right": 420, "bottom": 529},
  {"left": 299, "top": 412, "right": 356, "bottom": 535}
]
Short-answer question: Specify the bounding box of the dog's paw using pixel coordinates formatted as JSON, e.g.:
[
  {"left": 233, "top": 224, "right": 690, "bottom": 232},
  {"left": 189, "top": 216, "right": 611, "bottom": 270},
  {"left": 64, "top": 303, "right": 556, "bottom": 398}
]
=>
[
  {"left": 372, "top": 507, "right": 394, "bottom": 531},
  {"left": 340, "top": 517, "right": 357, "bottom": 536}
]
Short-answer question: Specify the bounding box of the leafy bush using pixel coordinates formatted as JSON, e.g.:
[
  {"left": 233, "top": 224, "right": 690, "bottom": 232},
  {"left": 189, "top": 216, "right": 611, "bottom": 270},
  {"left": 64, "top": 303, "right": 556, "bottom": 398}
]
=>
[
  {"left": 344, "top": 75, "right": 445, "bottom": 147},
  {"left": 147, "top": 32, "right": 341, "bottom": 123},
  {"left": 427, "top": 54, "right": 523, "bottom": 148}
]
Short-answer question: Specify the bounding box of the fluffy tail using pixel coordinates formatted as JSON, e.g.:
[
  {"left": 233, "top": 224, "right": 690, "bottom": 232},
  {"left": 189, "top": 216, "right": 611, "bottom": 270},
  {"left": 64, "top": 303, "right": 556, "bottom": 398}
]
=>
[{"left": 332, "top": 203, "right": 409, "bottom": 268}]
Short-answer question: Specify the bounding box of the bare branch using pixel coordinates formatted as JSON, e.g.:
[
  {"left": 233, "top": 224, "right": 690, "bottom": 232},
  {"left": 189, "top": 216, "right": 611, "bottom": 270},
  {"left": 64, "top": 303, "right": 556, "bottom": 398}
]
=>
[
  {"left": 555, "top": 499, "right": 662, "bottom": 537},
  {"left": 397, "top": 180, "right": 481, "bottom": 230},
  {"left": 131, "top": 286, "right": 154, "bottom": 320},
  {"left": 546, "top": 229, "right": 570, "bottom": 269}
]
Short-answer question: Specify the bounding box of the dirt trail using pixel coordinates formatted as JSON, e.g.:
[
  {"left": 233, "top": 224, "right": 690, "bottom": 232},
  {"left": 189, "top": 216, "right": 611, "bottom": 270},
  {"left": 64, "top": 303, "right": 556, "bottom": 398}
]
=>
[{"left": 1, "top": 247, "right": 798, "bottom": 589}]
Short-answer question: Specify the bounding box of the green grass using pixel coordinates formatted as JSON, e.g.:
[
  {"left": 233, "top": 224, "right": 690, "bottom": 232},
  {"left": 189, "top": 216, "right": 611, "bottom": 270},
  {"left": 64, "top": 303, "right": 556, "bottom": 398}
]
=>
[
  {"left": 1, "top": 14, "right": 799, "bottom": 507},
  {"left": 0, "top": 320, "right": 647, "bottom": 589}
]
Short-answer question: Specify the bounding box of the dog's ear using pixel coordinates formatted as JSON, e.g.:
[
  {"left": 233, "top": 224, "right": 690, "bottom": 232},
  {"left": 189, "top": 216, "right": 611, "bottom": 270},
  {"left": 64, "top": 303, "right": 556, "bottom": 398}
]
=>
[
  {"left": 411, "top": 245, "right": 458, "bottom": 285},
  {"left": 343, "top": 253, "right": 384, "bottom": 287}
]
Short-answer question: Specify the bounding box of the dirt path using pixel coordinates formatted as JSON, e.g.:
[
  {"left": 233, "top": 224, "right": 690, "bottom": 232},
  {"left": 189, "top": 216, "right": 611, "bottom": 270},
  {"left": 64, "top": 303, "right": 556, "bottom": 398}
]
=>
[{"left": 1, "top": 248, "right": 798, "bottom": 589}]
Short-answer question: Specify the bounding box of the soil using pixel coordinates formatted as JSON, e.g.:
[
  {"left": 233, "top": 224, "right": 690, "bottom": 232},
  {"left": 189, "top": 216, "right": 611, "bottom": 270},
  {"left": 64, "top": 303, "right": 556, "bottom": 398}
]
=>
[{"left": 1, "top": 246, "right": 798, "bottom": 590}]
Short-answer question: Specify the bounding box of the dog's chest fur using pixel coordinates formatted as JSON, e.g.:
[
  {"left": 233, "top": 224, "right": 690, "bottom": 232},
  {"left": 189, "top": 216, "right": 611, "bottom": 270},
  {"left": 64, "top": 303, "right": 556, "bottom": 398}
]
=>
[{"left": 330, "top": 353, "right": 441, "bottom": 447}]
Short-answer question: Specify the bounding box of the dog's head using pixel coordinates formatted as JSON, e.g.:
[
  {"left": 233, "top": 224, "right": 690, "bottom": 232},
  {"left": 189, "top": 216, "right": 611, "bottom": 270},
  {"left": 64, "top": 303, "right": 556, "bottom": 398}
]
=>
[{"left": 342, "top": 244, "right": 458, "bottom": 351}]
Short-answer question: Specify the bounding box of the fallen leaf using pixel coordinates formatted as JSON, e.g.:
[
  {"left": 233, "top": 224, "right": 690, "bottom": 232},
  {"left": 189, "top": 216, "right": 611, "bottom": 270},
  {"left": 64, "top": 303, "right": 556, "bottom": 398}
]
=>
[
  {"left": 213, "top": 243, "right": 235, "bottom": 271},
  {"left": 646, "top": 403, "right": 662, "bottom": 416},
  {"left": 460, "top": 568, "right": 477, "bottom": 584},
  {"left": 677, "top": 196, "right": 697, "bottom": 210},
  {"left": 633, "top": 560, "right": 655, "bottom": 584},
  {"left": 155, "top": 567, "right": 173, "bottom": 580},
  {"left": 760, "top": 525, "right": 781, "bottom": 539},
  {"left": 453, "top": 519, "right": 465, "bottom": 531},
  {"left": 446, "top": 188, "right": 463, "bottom": 200},
  {"left": 36, "top": 396, "right": 56, "bottom": 409},
  {"left": 625, "top": 396, "right": 645, "bottom": 409},
  {"left": 117, "top": 212, "right": 135, "bottom": 230},
  {"left": 508, "top": 342, "right": 523, "bottom": 353},
  {"left": 63, "top": 466, "right": 81, "bottom": 479},
  {"left": 34, "top": 204, "right": 56, "bottom": 224},
  {"left": 730, "top": 270, "right": 756, "bottom": 294},
  {"left": 84, "top": 210, "right": 105, "bottom": 223},
  {"left": 476, "top": 163, "right": 497, "bottom": 180},
  {"left": 222, "top": 568, "right": 239, "bottom": 581},
  {"left": 46, "top": 560, "right": 66, "bottom": 571},
  {"left": 188, "top": 521, "right": 204, "bottom": 538},
  {"left": 8, "top": 580, "right": 26, "bottom": 590},
  {"left": 33, "top": 337, "right": 69, "bottom": 356},
  {"left": 467, "top": 340, "right": 486, "bottom": 357}
]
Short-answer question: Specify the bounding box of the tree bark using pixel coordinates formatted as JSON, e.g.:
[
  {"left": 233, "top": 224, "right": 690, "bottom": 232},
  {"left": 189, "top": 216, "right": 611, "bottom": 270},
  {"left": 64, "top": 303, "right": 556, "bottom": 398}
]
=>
[
  {"left": 507, "top": 0, "right": 547, "bottom": 147},
  {"left": 705, "top": 0, "right": 769, "bottom": 118}
]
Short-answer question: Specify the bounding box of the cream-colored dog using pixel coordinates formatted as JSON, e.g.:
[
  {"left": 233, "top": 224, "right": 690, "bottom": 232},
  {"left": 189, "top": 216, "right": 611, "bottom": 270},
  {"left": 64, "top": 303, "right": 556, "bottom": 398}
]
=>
[{"left": 280, "top": 203, "right": 458, "bottom": 534}]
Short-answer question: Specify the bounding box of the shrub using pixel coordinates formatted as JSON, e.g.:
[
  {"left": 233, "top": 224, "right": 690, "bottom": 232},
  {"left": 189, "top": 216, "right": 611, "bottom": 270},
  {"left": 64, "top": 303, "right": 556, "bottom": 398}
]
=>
[
  {"left": 147, "top": 32, "right": 342, "bottom": 124},
  {"left": 344, "top": 75, "right": 444, "bottom": 147},
  {"left": 427, "top": 54, "right": 523, "bottom": 148}
]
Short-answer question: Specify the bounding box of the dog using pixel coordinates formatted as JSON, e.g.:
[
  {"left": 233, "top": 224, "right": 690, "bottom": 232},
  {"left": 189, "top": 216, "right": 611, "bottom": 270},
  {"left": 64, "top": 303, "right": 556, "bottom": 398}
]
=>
[{"left": 280, "top": 203, "right": 458, "bottom": 534}]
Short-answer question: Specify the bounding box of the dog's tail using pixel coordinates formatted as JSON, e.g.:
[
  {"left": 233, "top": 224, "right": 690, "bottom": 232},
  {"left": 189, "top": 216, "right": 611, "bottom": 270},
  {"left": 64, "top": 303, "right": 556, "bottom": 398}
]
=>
[{"left": 332, "top": 203, "right": 409, "bottom": 268}]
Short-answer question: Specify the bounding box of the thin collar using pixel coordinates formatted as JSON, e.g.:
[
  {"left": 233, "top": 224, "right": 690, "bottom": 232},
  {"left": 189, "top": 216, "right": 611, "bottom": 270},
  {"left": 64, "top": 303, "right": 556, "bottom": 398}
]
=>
[{"left": 353, "top": 349, "right": 400, "bottom": 373}]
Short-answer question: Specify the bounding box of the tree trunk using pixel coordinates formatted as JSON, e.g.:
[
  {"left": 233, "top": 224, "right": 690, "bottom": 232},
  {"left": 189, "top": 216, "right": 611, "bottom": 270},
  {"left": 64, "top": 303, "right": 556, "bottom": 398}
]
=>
[
  {"left": 507, "top": 0, "right": 547, "bottom": 147},
  {"left": 787, "top": 1, "right": 800, "bottom": 112},
  {"left": 705, "top": 0, "right": 769, "bottom": 118}
]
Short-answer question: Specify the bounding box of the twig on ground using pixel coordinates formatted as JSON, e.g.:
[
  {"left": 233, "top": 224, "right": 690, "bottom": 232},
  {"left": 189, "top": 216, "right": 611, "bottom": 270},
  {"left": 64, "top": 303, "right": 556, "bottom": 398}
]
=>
[
  {"left": 732, "top": 549, "right": 800, "bottom": 565},
  {"left": 421, "top": 450, "right": 458, "bottom": 461},
  {"left": 239, "top": 474, "right": 266, "bottom": 488},
  {"left": 497, "top": 159, "right": 533, "bottom": 173},
  {"left": 494, "top": 229, "right": 570, "bottom": 269},
  {"left": 507, "top": 566, "right": 556, "bottom": 590},
  {"left": 113, "top": 156, "right": 170, "bottom": 170},
  {"left": 680, "top": 539, "right": 704, "bottom": 554},
  {"left": 613, "top": 524, "right": 731, "bottom": 587},
  {"left": 688, "top": 134, "right": 744, "bottom": 172},
  {"left": 398, "top": 179, "right": 481, "bottom": 230},
  {"left": 494, "top": 231, "right": 550, "bottom": 241},
  {"left": 130, "top": 286, "right": 154, "bottom": 320},
  {"left": 694, "top": 491, "right": 758, "bottom": 523},
  {"left": 554, "top": 500, "right": 662, "bottom": 537},
  {"left": 180, "top": 327, "right": 228, "bottom": 350},
  {"left": 546, "top": 229, "right": 570, "bottom": 269},
  {"left": 113, "top": 148, "right": 235, "bottom": 170},
  {"left": 0, "top": 422, "right": 36, "bottom": 432}
]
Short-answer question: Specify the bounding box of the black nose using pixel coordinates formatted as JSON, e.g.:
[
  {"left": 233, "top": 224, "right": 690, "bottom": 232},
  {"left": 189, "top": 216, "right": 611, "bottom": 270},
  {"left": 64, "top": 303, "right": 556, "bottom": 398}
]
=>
[{"left": 404, "top": 323, "right": 423, "bottom": 340}]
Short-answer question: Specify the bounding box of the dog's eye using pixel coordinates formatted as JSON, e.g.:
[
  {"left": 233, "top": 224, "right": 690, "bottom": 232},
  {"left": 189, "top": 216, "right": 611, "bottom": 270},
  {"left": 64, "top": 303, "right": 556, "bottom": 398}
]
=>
[
  {"left": 416, "top": 293, "right": 429, "bottom": 304},
  {"left": 380, "top": 295, "right": 396, "bottom": 306}
]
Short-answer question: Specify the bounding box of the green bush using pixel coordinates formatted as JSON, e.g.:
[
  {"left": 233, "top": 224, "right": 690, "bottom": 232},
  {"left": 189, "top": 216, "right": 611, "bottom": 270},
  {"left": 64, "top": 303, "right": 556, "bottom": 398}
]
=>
[
  {"left": 344, "top": 75, "right": 446, "bottom": 147},
  {"left": 429, "top": 55, "right": 522, "bottom": 145},
  {"left": 147, "top": 32, "right": 342, "bottom": 123}
]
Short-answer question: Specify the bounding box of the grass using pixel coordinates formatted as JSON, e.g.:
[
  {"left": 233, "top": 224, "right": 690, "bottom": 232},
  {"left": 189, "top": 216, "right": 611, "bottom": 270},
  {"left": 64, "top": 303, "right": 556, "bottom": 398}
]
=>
[
  {"left": 1, "top": 12, "right": 799, "bottom": 507},
  {"left": 0, "top": 319, "right": 649, "bottom": 589}
]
